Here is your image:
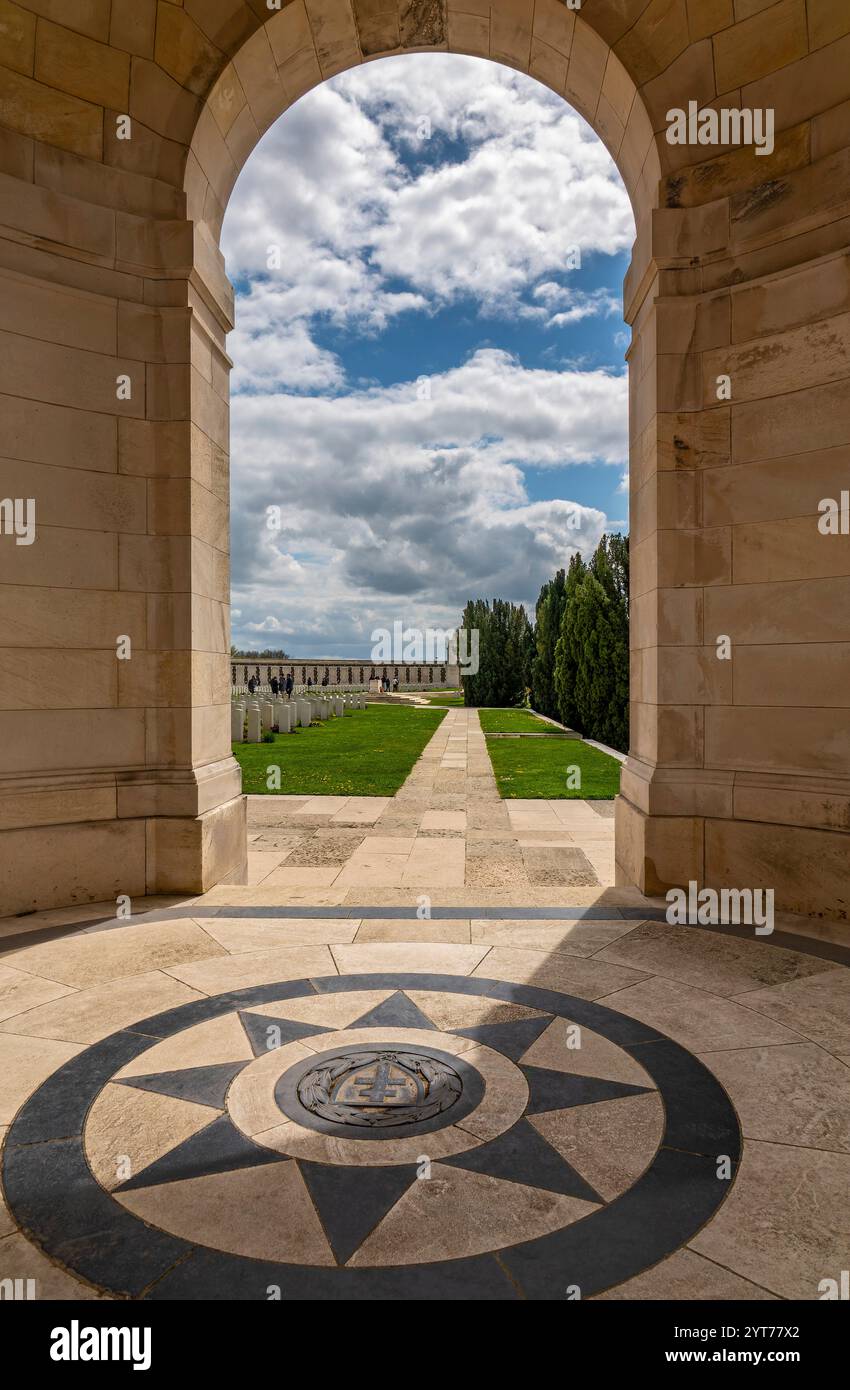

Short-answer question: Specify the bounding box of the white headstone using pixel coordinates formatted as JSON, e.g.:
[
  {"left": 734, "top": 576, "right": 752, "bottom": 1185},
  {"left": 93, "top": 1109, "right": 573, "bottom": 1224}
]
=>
[{"left": 247, "top": 707, "right": 262, "bottom": 742}]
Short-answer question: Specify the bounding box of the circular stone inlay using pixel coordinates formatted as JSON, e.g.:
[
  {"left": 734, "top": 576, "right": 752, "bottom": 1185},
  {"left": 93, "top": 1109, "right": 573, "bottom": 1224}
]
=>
[
  {"left": 275, "top": 1042, "right": 485, "bottom": 1140},
  {"left": 297, "top": 1047, "right": 463, "bottom": 1130},
  {"left": 3, "top": 973, "right": 742, "bottom": 1299}
]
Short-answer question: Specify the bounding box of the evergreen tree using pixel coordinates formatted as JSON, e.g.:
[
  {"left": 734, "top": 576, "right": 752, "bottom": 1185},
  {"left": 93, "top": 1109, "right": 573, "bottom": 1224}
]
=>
[
  {"left": 552, "top": 536, "right": 629, "bottom": 752},
  {"left": 553, "top": 552, "right": 587, "bottom": 731},
  {"left": 531, "top": 568, "right": 566, "bottom": 718},
  {"left": 459, "top": 598, "right": 532, "bottom": 707},
  {"left": 571, "top": 569, "right": 611, "bottom": 739},
  {"left": 589, "top": 537, "right": 629, "bottom": 751}
]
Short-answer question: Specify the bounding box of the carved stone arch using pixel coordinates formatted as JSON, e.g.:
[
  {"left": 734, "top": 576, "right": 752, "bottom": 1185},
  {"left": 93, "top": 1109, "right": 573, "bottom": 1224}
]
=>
[{"left": 0, "top": 1, "right": 848, "bottom": 919}]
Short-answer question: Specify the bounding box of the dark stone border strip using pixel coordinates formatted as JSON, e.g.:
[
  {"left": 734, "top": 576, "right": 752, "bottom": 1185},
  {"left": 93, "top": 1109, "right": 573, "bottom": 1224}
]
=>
[
  {"left": 3, "top": 904, "right": 848, "bottom": 969},
  {"left": 484, "top": 732, "right": 578, "bottom": 739},
  {"left": 221, "top": 905, "right": 667, "bottom": 920},
  {"left": 3, "top": 972, "right": 740, "bottom": 1302}
]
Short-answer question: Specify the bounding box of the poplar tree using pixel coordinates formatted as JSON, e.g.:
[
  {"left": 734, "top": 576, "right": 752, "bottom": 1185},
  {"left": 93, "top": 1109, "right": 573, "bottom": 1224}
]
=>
[
  {"left": 553, "top": 552, "right": 587, "bottom": 731},
  {"left": 553, "top": 535, "right": 629, "bottom": 753},
  {"left": 531, "top": 568, "right": 566, "bottom": 718},
  {"left": 459, "top": 598, "right": 532, "bottom": 707}
]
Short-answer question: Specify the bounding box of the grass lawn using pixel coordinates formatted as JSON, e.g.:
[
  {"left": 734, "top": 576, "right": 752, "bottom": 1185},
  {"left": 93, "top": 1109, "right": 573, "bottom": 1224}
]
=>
[
  {"left": 421, "top": 691, "right": 465, "bottom": 706},
  {"left": 485, "top": 734, "right": 622, "bottom": 799},
  {"left": 233, "top": 703, "right": 446, "bottom": 796},
  {"left": 478, "top": 708, "right": 552, "bottom": 733}
]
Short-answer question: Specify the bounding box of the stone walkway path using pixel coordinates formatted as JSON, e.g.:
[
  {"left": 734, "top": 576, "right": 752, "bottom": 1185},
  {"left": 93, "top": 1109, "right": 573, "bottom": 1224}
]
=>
[{"left": 244, "top": 709, "right": 614, "bottom": 901}]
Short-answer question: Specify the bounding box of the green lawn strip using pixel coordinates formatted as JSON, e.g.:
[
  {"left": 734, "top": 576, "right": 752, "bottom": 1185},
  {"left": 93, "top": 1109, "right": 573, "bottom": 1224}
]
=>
[
  {"left": 233, "top": 704, "right": 447, "bottom": 796},
  {"left": 421, "top": 692, "right": 465, "bottom": 706},
  {"left": 485, "top": 734, "right": 621, "bottom": 799},
  {"left": 477, "top": 708, "right": 553, "bottom": 733}
]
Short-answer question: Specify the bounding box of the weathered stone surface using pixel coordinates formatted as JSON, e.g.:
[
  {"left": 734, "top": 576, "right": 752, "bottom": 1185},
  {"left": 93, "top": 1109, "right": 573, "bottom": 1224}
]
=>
[
  {"left": 0, "top": 67, "right": 102, "bottom": 158},
  {"left": 35, "top": 17, "right": 130, "bottom": 110},
  {"left": 154, "top": 2, "right": 225, "bottom": 97},
  {"left": 399, "top": 0, "right": 446, "bottom": 49}
]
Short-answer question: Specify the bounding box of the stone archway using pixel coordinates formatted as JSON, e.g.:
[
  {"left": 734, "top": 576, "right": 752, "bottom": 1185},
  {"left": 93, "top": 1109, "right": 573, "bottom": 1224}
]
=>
[{"left": 0, "top": 0, "right": 848, "bottom": 923}]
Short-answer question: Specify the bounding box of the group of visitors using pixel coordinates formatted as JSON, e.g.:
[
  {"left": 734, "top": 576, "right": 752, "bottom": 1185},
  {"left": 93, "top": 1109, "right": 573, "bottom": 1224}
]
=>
[
  {"left": 247, "top": 673, "right": 294, "bottom": 696},
  {"left": 269, "top": 674, "right": 294, "bottom": 697},
  {"left": 244, "top": 671, "right": 396, "bottom": 695}
]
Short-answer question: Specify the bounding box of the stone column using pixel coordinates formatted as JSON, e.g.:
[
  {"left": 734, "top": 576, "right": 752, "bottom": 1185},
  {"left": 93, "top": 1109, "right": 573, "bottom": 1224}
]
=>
[{"left": 617, "top": 145, "right": 850, "bottom": 920}]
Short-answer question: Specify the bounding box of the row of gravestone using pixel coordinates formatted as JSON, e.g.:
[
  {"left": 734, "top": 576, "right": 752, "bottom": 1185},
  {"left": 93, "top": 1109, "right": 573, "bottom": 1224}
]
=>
[{"left": 231, "top": 692, "right": 367, "bottom": 742}]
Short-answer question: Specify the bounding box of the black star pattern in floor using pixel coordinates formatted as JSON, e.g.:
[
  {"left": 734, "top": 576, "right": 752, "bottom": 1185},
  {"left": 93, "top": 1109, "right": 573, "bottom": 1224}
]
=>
[{"left": 2, "top": 972, "right": 742, "bottom": 1300}]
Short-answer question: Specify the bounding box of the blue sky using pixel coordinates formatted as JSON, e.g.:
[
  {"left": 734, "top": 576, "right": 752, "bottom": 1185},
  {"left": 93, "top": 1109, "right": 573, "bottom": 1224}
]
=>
[{"left": 222, "top": 54, "right": 633, "bottom": 657}]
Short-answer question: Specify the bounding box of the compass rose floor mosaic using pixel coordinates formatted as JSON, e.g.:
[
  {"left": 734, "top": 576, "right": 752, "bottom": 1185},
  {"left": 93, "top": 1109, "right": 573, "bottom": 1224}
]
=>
[{"left": 2, "top": 902, "right": 850, "bottom": 1300}]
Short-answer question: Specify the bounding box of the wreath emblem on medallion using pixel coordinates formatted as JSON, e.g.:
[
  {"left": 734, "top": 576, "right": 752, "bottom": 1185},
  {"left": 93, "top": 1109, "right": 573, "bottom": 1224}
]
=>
[{"left": 296, "top": 1049, "right": 463, "bottom": 1129}]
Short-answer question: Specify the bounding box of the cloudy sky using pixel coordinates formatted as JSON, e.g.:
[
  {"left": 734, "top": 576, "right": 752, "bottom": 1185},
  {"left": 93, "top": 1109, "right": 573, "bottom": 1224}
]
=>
[{"left": 222, "top": 54, "right": 634, "bottom": 658}]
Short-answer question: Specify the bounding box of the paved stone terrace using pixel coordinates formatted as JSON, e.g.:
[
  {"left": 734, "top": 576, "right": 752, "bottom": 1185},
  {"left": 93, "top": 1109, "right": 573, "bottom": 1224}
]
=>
[
  {"left": 1, "top": 707, "right": 849, "bottom": 1300},
  {"left": 243, "top": 709, "right": 614, "bottom": 899},
  {"left": 1, "top": 897, "right": 849, "bottom": 1297}
]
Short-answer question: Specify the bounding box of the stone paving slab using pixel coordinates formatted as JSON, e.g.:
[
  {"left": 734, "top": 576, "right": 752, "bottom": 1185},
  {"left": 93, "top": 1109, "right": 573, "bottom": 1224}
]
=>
[
  {"left": 226, "top": 711, "right": 615, "bottom": 902},
  {"left": 2, "top": 921, "right": 847, "bottom": 1301}
]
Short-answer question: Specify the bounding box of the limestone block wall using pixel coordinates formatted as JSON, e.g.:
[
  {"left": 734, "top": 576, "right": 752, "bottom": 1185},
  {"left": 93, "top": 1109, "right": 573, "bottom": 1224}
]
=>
[{"left": 0, "top": 0, "right": 847, "bottom": 921}]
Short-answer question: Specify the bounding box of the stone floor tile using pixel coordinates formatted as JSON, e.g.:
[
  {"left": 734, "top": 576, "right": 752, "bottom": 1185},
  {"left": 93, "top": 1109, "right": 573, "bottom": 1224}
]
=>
[
  {"left": 521, "top": 846, "right": 600, "bottom": 887},
  {"left": 116, "top": 1012, "right": 254, "bottom": 1078},
  {"left": 119, "top": 1162, "right": 335, "bottom": 1266},
  {"left": 596, "top": 975, "right": 803, "bottom": 1052},
  {"left": 0, "top": 920, "right": 228, "bottom": 990},
  {"left": 298, "top": 797, "right": 351, "bottom": 814},
  {"left": 733, "top": 969, "right": 850, "bottom": 1053},
  {"left": 164, "top": 946, "right": 336, "bottom": 996},
  {"left": 247, "top": 989, "right": 393, "bottom": 1031},
  {"left": 86, "top": 1084, "right": 219, "bottom": 1191},
  {"left": 689, "top": 1140, "right": 850, "bottom": 1300},
  {"left": 261, "top": 867, "right": 342, "bottom": 888},
  {"left": 331, "top": 942, "right": 489, "bottom": 975},
  {"left": 274, "top": 838, "right": 365, "bottom": 867},
  {"left": 351, "top": 836, "right": 416, "bottom": 855},
  {"left": 0, "top": 964, "right": 76, "bottom": 1021},
  {"left": 420, "top": 811, "right": 467, "bottom": 831},
  {"left": 519, "top": 1018, "right": 657, "bottom": 1086},
  {"left": 472, "top": 947, "right": 650, "bottom": 1000},
  {"left": 531, "top": 1091, "right": 663, "bottom": 1201},
  {"left": 470, "top": 919, "right": 636, "bottom": 956},
  {"left": 401, "top": 863, "right": 466, "bottom": 887},
  {"left": 595, "top": 921, "right": 838, "bottom": 997},
  {"left": 0, "top": 971, "right": 202, "bottom": 1044},
  {"left": 335, "top": 857, "right": 409, "bottom": 888},
  {"left": 197, "top": 917, "right": 360, "bottom": 952},
  {"left": 245, "top": 852, "right": 291, "bottom": 884},
  {"left": 698, "top": 1042, "right": 850, "bottom": 1151},
  {"left": 405, "top": 991, "right": 545, "bottom": 1030},
  {"left": 348, "top": 1166, "right": 597, "bottom": 1266},
  {"left": 594, "top": 1248, "right": 778, "bottom": 1300},
  {"left": 354, "top": 919, "right": 472, "bottom": 943},
  {"left": 0, "top": 1032, "right": 83, "bottom": 1123}
]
